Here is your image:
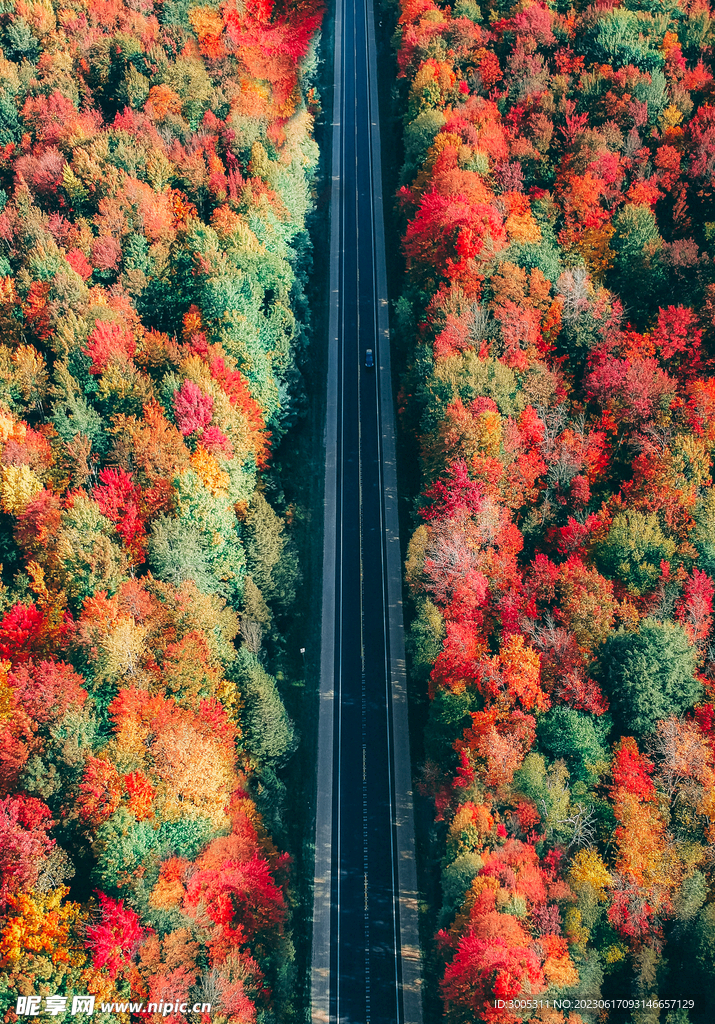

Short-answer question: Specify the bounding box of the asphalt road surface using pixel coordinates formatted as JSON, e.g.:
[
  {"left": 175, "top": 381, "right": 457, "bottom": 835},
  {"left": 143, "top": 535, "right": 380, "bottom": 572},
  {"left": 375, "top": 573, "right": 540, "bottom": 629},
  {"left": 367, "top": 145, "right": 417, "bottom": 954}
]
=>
[{"left": 310, "top": 0, "right": 423, "bottom": 1017}]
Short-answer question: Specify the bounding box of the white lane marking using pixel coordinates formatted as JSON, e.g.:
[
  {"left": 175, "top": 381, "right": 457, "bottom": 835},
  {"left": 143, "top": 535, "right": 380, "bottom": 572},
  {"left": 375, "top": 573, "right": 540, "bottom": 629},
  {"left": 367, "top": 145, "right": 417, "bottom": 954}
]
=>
[
  {"left": 361, "top": 0, "right": 401, "bottom": 1016},
  {"left": 364, "top": 0, "right": 425, "bottom": 1014},
  {"left": 355, "top": 2, "right": 371, "bottom": 1022},
  {"left": 310, "top": 0, "right": 343, "bottom": 1006},
  {"left": 336, "top": 0, "right": 349, "bottom": 1014},
  {"left": 335, "top": 0, "right": 348, "bottom": 1016}
]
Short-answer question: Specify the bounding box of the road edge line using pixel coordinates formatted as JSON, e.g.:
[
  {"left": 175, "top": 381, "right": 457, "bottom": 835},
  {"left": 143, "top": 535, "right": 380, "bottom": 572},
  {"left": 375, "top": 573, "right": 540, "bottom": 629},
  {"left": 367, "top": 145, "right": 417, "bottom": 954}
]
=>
[
  {"left": 310, "top": 0, "right": 342, "bottom": 1017},
  {"left": 364, "top": 2, "right": 424, "bottom": 1021}
]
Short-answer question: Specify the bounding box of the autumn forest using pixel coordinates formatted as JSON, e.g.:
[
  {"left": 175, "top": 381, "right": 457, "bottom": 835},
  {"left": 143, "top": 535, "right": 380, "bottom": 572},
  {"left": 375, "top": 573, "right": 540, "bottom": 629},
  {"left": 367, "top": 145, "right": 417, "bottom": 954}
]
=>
[
  {"left": 2, "top": 0, "right": 715, "bottom": 1017},
  {"left": 0, "top": 0, "right": 322, "bottom": 1019},
  {"left": 393, "top": 0, "right": 715, "bottom": 1016}
]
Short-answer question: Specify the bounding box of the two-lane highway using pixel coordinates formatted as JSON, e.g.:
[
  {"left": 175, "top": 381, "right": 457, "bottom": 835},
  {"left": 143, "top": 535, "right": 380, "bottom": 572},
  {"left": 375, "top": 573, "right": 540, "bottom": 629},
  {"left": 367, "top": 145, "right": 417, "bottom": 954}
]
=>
[{"left": 311, "top": 0, "right": 423, "bottom": 1017}]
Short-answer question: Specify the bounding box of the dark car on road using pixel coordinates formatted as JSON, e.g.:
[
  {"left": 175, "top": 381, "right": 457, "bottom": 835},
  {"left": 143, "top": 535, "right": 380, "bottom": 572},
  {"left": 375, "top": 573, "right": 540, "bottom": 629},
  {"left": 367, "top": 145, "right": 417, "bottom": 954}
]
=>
[{"left": 365, "top": 348, "right": 374, "bottom": 368}]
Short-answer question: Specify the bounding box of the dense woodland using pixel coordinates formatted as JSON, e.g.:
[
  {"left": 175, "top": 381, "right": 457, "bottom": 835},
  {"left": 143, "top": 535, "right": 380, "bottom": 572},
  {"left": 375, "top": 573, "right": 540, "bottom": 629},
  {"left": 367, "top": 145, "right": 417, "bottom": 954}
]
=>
[
  {"left": 390, "top": 0, "right": 715, "bottom": 1017},
  {"left": 0, "top": 0, "right": 323, "bottom": 1020}
]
